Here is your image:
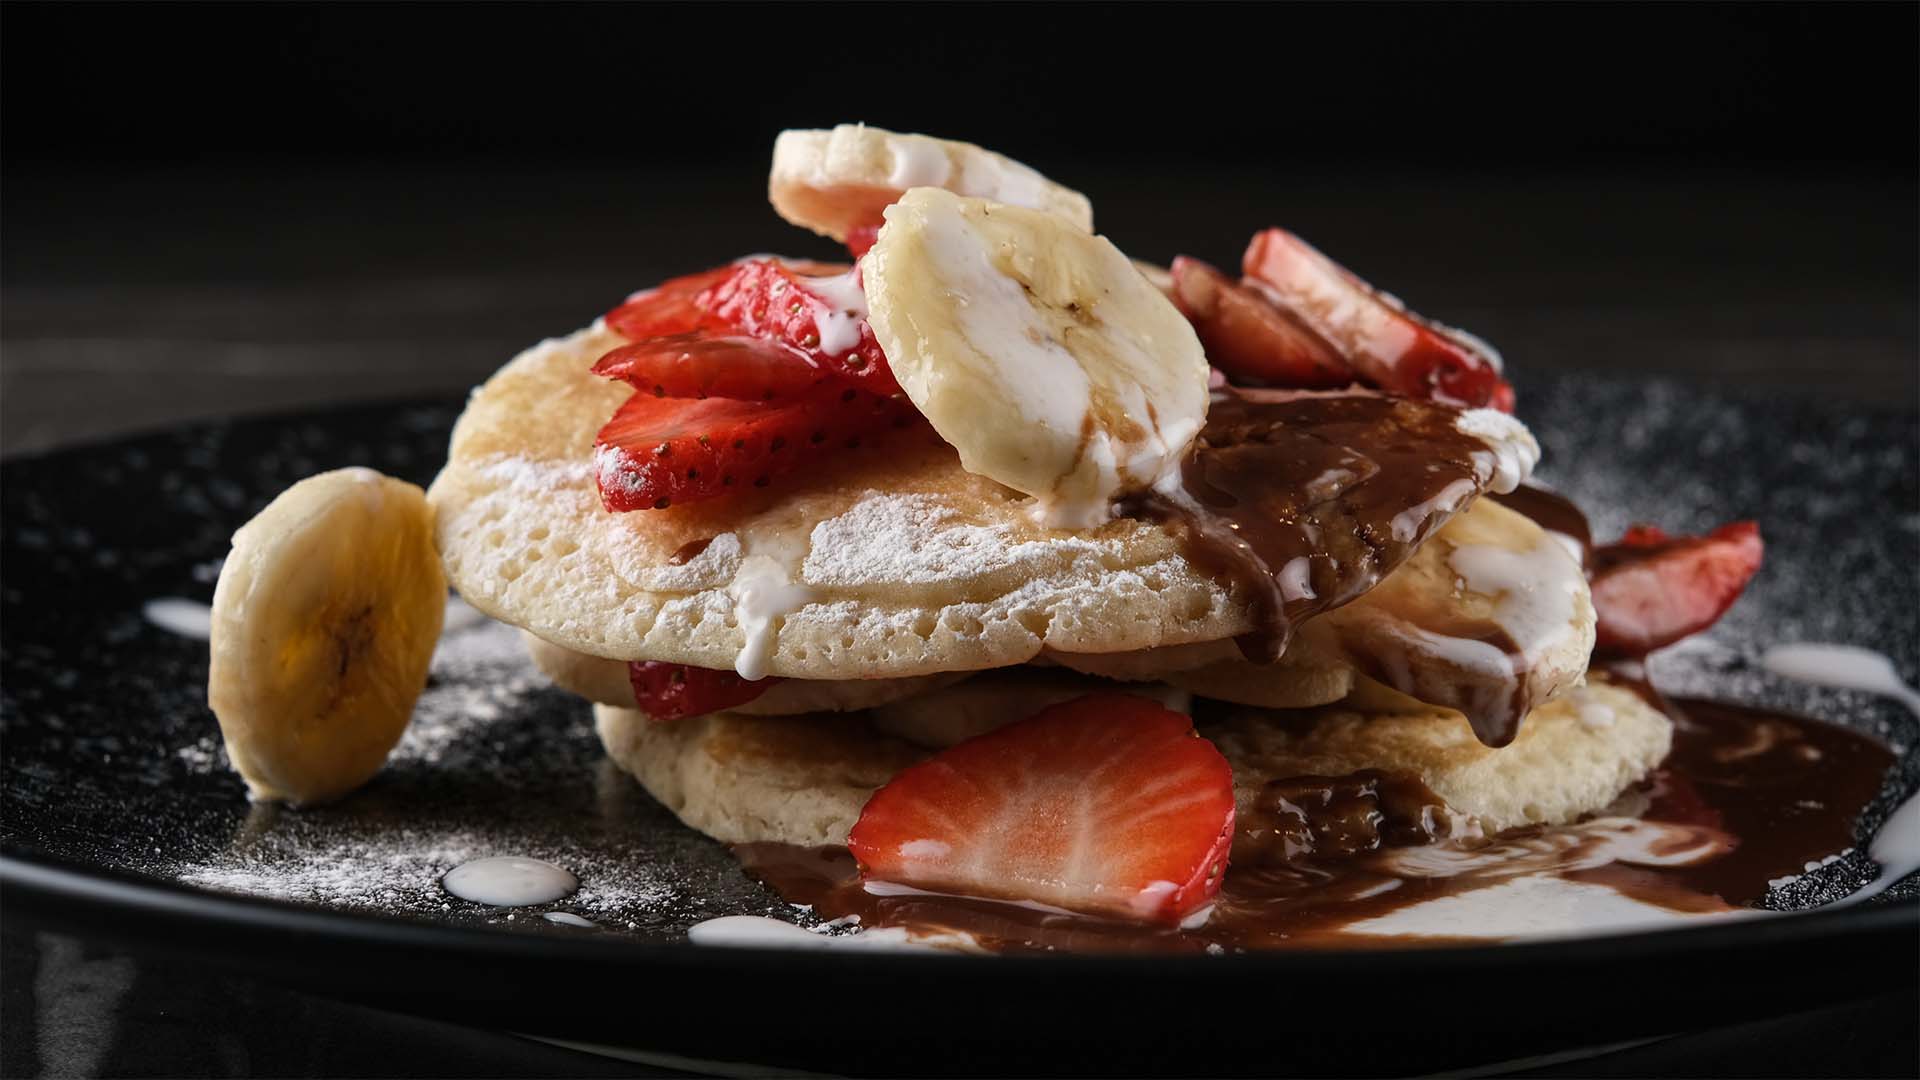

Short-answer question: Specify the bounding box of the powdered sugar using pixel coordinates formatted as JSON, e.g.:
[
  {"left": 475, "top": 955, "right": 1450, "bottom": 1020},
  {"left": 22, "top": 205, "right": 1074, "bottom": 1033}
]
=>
[
  {"left": 802, "top": 491, "right": 1111, "bottom": 588},
  {"left": 392, "top": 604, "right": 544, "bottom": 768},
  {"left": 177, "top": 736, "right": 227, "bottom": 775},
  {"left": 168, "top": 601, "right": 699, "bottom": 928},
  {"left": 475, "top": 454, "right": 595, "bottom": 495},
  {"left": 176, "top": 824, "right": 679, "bottom": 923}
]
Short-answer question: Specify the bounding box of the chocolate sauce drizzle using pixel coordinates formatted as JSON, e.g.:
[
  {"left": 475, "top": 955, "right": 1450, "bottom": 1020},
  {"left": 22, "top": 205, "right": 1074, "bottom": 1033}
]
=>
[
  {"left": 1125, "top": 391, "right": 1495, "bottom": 664},
  {"left": 735, "top": 686, "right": 1894, "bottom": 953}
]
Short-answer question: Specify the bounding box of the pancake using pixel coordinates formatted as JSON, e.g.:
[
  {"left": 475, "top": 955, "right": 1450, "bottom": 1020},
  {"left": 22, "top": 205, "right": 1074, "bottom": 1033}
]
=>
[
  {"left": 594, "top": 680, "right": 1670, "bottom": 849},
  {"left": 429, "top": 325, "right": 1536, "bottom": 682},
  {"left": 595, "top": 707, "right": 925, "bottom": 849},
  {"left": 431, "top": 325, "right": 1246, "bottom": 680},
  {"left": 1205, "top": 680, "right": 1670, "bottom": 837}
]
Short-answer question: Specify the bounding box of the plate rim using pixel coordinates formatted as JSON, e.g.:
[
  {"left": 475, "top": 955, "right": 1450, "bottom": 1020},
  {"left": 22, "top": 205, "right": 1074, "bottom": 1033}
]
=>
[{"left": 6, "top": 848, "right": 1916, "bottom": 974}]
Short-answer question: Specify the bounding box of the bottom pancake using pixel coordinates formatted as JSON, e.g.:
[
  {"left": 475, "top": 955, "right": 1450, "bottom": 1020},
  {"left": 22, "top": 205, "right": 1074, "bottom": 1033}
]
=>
[{"left": 594, "top": 679, "right": 1671, "bottom": 851}]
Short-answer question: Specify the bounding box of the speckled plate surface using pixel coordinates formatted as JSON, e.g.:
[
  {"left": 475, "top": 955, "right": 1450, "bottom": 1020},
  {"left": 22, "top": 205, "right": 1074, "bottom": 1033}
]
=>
[{"left": 3, "top": 374, "right": 1917, "bottom": 1076}]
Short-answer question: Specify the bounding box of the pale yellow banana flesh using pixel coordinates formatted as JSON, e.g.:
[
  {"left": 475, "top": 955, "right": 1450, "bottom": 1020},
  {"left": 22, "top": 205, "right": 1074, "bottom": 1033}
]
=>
[
  {"left": 769, "top": 124, "right": 1094, "bottom": 242},
  {"left": 207, "top": 468, "right": 445, "bottom": 805},
  {"left": 864, "top": 188, "right": 1210, "bottom": 527}
]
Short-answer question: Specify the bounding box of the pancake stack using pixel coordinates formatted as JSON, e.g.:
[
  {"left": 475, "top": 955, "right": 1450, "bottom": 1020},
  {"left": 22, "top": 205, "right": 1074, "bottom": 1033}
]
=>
[
  {"left": 212, "top": 125, "right": 1745, "bottom": 926},
  {"left": 424, "top": 125, "right": 1663, "bottom": 913}
]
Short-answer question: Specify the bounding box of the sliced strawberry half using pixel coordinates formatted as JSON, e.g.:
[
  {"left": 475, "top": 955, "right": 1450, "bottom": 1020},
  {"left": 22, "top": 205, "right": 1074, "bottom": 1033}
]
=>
[
  {"left": 847, "top": 692, "right": 1235, "bottom": 925},
  {"left": 605, "top": 265, "right": 740, "bottom": 341},
  {"left": 1169, "top": 256, "right": 1355, "bottom": 388},
  {"left": 1240, "top": 228, "right": 1514, "bottom": 411},
  {"left": 594, "top": 385, "right": 914, "bottom": 511},
  {"left": 592, "top": 333, "right": 833, "bottom": 401},
  {"left": 628, "top": 660, "right": 778, "bottom": 721},
  {"left": 1591, "top": 521, "right": 1764, "bottom": 657},
  {"left": 604, "top": 259, "right": 850, "bottom": 342},
  {"left": 697, "top": 260, "right": 901, "bottom": 397}
]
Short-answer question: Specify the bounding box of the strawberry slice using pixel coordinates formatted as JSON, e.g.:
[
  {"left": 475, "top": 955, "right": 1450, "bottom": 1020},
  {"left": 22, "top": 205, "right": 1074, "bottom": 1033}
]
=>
[
  {"left": 698, "top": 260, "right": 901, "bottom": 397},
  {"left": 1240, "top": 228, "right": 1515, "bottom": 411},
  {"left": 844, "top": 224, "right": 882, "bottom": 259},
  {"left": 847, "top": 692, "right": 1235, "bottom": 925},
  {"left": 604, "top": 259, "right": 850, "bottom": 342},
  {"left": 605, "top": 265, "right": 739, "bottom": 341},
  {"left": 628, "top": 660, "right": 777, "bottom": 721},
  {"left": 594, "top": 385, "right": 913, "bottom": 511},
  {"left": 1591, "top": 521, "right": 1764, "bottom": 657},
  {"left": 592, "top": 333, "right": 833, "bottom": 401},
  {"left": 1169, "top": 256, "right": 1355, "bottom": 388}
]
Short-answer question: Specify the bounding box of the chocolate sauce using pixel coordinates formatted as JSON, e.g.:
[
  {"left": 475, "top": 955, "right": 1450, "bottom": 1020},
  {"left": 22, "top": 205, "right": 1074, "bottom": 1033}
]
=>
[
  {"left": 1125, "top": 391, "right": 1494, "bottom": 664},
  {"left": 1492, "top": 484, "right": 1593, "bottom": 571},
  {"left": 734, "top": 686, "right": 1895, "bottom": 953},
  {"left": 1239, "top": 769, "right": 1458, "bottom": 864}
]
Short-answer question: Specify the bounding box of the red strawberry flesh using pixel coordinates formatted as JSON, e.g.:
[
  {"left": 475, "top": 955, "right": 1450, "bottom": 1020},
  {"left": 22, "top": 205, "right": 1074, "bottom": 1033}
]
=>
[
  {"left": 1240, "top": 228, "right": 1514, "bottom": 411},
  {"left": 628, "top": 661, "right": 777, "bottom": 722},
  {"left": 605, "top": 265, "right": 739, "bottom": 341},
  {"left": 603, "top": 259, "right": 850, "bottom": 342},
  {"left": 592, "top": 333, "right": 833, "bottom": 401},
  {"left": 697, "top": 260, "right": 901, "bottom": 396},
  {"left": 1592, "top": 521, "right": 1764, "bottom": 657},
  {"left": 594, "top": 386, "right": 914, "bottom": 511},
  {"left": 848, "top": 693, "right": 1235, "bottom": 925},
  {"left": 1169, "top": 256, "right": 1355, "bottom": 388}
]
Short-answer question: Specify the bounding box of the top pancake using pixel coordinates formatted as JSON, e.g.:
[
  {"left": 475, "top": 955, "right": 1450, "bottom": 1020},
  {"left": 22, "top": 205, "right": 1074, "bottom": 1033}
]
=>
[
  {"left": 429, "top": 324, "right": 1246, "bottom": 678},
  {"left": 427, "top": 323, "right": 1534, "bottom": 681}
]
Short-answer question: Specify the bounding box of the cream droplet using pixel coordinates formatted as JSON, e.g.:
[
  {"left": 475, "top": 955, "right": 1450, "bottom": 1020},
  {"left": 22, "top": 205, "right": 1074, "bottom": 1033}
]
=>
[{"left": 442, "top": 857, "right": 577, "bottom": 907}]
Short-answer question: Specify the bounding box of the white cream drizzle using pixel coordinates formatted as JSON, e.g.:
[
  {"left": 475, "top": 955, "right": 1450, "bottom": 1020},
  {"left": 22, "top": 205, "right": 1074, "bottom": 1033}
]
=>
[
  {"left": 1843, "top": 793, "right": 1920, "bottom": 905},
  {"left": 727, "top": 535, "right": 816, "bottom": 682},
  {"left": 1456, "top": 409, "right": 1540, "bottom": 494},
  {"left": 797, "top": 266, "right": 869, "bottom": 357},
  {"left": 441, "top": 856, "right": 578, "bottom": 907},
  {"left": 1346, "top": 876, "right": 1747, "bottom": 941},
  {"left": 885, "top": 140, "right": 952, "bottom": 189},
  {"left": 143, "top": 598, "right": 213, "bottom": 640},
  {"left": 687, "top": 915, "right": 978, "bottom": 952},
  {"left": 1389, "top": 477, "right": 1478, "bottom": 543},
  {"left": 1277, "top": 556, "right": 1316, "bottom": 602},
  {"left": 1761, "top": 643, "right": 1920, "bottom": 714},
  {"left": 1448, "top": 534, "right": 1583, "bottom": 665}
]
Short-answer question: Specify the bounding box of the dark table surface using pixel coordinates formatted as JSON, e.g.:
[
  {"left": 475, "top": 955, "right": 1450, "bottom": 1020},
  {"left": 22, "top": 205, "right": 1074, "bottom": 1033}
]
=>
[{"left": 2, "top": 164, "right": 1916, "bottom": 1077}]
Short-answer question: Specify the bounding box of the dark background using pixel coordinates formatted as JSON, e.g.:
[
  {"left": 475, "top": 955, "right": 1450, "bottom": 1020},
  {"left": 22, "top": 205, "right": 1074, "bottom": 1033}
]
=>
[
  {"left": 7, "top": 3, "right": 1916, "bottom": 172},
  {"left": 4, "top": 1, "right": 1916, "bottom": 454}
]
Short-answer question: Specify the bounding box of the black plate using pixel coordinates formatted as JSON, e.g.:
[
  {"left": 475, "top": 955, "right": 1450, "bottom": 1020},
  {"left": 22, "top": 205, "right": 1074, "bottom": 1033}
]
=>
[{"left": 3, "top": 373, "right": 1917, "bottom": 1077}]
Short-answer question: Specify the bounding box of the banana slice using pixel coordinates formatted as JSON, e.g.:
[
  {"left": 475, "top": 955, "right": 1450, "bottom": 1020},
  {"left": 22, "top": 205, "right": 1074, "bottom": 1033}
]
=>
[
  {"left": 208, "top": 468, "right": 445, "bottom": 805},
  {"left": 864, "top": 188, "right": 1211, "bottom": 527},
  {"left": 770, "top": 124, "right": 1093, "bottom": 243}
]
